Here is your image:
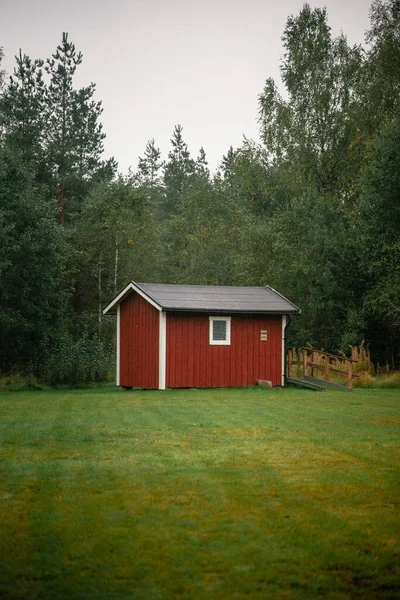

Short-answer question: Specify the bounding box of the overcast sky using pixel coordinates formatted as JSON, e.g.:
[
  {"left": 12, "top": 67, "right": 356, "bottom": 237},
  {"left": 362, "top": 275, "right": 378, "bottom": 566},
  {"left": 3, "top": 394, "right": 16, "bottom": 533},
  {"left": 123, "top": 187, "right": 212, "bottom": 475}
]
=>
[{"left": 1, "top": 0, "right": 371, "bottom": 174}]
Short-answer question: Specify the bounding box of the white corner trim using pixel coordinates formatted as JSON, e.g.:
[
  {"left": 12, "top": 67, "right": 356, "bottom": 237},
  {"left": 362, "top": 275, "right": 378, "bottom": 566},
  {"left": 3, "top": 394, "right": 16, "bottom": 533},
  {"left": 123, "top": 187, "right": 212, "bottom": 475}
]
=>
[
  {"left": 116, "top": 304, "right": 120, "bottom": 386},
  {"left": 209, "top": 316, "right": 231, "bottom": 345},
  {"left": 281, "top": 315, "right": 287, "bottom": 387},
  {"left": 159, "top": 311, "right": 167, "bottom": 390}
]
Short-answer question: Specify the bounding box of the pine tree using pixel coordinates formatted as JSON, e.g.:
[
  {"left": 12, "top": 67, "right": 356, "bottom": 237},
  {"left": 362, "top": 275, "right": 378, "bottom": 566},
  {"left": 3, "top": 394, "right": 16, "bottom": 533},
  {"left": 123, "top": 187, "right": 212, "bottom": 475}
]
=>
[
  {"left": 195, "top": 147, "right": 210, "bottom": 179},
  {"left": 163, "top": 124, "right": 194, "bottom": 218},
  {"left": 44, "top": 33, "right": 111, "bottom": 224},
  {"left": 221, "top": 145, "right": 236, "bottom": 178},
  {"left": 0, "top": 50, "right": 46, "bottom": 164},
  {"left": 0, "top": 144, "right": 65, "bottom": 374},
  {"left": 137, "top": 138, "right": 164, "bottom": 187},
  {"left": 0, "top": 47, "right": 5, "bottom": 93}
]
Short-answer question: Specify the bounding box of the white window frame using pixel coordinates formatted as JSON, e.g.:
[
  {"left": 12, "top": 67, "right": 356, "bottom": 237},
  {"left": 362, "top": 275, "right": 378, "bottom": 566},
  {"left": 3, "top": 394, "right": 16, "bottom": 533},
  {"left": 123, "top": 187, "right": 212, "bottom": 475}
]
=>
[{"left": 209, "top": 316, "right": 231, "bottom": 345}]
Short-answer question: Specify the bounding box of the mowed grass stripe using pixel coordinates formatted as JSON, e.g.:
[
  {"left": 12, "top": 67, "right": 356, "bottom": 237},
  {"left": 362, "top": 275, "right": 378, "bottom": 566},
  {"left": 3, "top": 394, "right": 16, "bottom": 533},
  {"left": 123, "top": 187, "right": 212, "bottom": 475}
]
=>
[{"left": 0, "top": 387, "right": 399, "bottom": 599}]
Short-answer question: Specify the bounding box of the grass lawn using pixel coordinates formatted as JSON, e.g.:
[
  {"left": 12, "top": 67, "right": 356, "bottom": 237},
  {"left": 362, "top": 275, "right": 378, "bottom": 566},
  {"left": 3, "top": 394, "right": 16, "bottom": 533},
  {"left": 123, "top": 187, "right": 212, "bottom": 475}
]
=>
[{"left": 0, "top": 386, "right": 399, "bottom": 599}]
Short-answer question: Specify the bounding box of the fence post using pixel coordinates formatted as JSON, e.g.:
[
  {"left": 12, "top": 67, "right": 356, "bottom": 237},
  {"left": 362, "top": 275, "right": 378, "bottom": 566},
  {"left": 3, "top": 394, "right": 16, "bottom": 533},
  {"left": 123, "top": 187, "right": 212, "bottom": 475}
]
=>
[
  {"left": 311, "top": 350, "right": 317, "bottom": 378},
  {"left": 288, "top": 347, "right": 293, "bottom": 378},
  {"left": 347, "top": 360, "right": 353, "bottom": 390},
  {"left": 324, "top": 354, "right": 330, "bottom": 381},
  {"left": 302, "top": 349, "right": 308, "bottom": 378}
]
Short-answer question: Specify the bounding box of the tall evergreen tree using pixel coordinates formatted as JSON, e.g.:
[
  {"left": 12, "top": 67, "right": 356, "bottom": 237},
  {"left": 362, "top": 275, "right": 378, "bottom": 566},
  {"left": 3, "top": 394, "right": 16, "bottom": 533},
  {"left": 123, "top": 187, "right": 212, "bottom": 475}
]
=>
[
  {"left": 163, "top": 124, "right": 195, "bottom": 218},
  {"left": 220, "top": 145, "right": 236, "bottom": 179},
  {"left": 0, "top": 51, "right": 46, "bottom": 166},
  {"left": 44, "top": 33, "right": 82, "bottom": 223},
  {"left": 137, "top": 138, "right": 164, "bottom": 186},
  {"left": 137, "top": 138, "right": 165, "bottom": 223},
  {"left": 195, "top": 147, "right": 210, "bottom": 180},
  {"left": 0, "top": 47, "right": 4, "bottom": 80},
  {"left": 0, "top": 144, "right": 65, "bottom": 374},
  {"left": 44, "top": 33, "right": 112, "bottom": 223}
]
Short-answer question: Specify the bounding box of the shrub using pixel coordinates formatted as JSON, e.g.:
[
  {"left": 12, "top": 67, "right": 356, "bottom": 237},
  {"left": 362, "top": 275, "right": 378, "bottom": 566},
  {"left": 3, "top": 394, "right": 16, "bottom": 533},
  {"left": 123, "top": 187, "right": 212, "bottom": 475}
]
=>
[
  {"left": 353, "top": 371, "right": 400, "bottom": 389},
  {"left": 43, "top": 330, "right": 115, "bottom": 386},
  {"left": 349, "top": 341, "right": 374, "bottom": 375},
  {"left": 0, "top": 374, "right": 46, "bottom": 392}
]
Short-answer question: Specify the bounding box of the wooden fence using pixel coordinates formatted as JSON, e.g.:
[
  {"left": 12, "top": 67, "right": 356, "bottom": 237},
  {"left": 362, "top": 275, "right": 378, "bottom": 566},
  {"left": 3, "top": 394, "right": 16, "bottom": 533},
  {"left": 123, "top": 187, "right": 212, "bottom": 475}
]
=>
[{"left": 287, "top": 347, "right": 358, "bottom": 390}]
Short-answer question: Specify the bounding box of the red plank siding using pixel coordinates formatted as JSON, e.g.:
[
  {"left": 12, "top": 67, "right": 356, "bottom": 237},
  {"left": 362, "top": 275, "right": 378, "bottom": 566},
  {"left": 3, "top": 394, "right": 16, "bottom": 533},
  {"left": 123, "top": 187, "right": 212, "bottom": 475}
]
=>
[
  {"left": 166, "top": 313, "right": 282, "bottom": 388},
  {"left": 119, "top": 293, "right": 159, "bottom": 388}
]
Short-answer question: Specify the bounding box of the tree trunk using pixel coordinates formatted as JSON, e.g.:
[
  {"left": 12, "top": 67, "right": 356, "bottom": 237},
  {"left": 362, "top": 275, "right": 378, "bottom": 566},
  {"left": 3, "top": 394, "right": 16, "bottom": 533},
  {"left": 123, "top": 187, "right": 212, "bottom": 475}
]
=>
[
  {"left": 98, "top": 253, "right": 102, "bottom": 338},
  {"left": 59, "top": 166, "right": 65, "bottom": 225},
  {"left": 114, "top": 237, "right": 119, "bottom": 294}
]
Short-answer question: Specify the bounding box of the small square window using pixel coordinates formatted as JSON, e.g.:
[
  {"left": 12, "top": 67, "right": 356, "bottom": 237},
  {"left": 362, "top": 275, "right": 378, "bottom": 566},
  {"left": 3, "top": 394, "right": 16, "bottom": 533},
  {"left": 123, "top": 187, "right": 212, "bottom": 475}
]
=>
[
  {"left": 209, "top": 316, "right": 231, "bottom": 345},
  {"left": 213, "top": 319, "right": 226, "bottom": 340}
]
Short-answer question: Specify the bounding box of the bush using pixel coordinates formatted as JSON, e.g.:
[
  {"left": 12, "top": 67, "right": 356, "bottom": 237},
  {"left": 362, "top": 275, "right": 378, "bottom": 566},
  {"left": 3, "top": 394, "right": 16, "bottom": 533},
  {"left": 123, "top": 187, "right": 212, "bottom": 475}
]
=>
[
  {"left": 0, "top": 374, "right": 47, "bottom": 392},
  {"left": 349, "top": 341, "right": 374, "bottom": 375},
  {"left": 43, "top": 330, "right": 115, "bottom": 386},
  {"left": 353, "top": 371, "right": 400, "bottom": 389}
]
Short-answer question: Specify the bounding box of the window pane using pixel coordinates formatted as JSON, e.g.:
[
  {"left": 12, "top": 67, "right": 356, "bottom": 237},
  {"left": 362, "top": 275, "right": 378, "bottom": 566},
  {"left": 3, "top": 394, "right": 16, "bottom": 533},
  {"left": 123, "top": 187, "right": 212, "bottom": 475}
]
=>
[{"left": 213, "top": 320, "right": 227, "bottom": 341}]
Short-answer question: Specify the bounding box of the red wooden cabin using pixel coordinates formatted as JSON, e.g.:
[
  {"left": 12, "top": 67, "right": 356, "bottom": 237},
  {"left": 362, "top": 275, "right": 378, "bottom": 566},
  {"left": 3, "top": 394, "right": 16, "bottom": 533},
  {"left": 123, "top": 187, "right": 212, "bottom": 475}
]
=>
[{"left": 103, "top": 282, "right": 300, "bottom": 389}]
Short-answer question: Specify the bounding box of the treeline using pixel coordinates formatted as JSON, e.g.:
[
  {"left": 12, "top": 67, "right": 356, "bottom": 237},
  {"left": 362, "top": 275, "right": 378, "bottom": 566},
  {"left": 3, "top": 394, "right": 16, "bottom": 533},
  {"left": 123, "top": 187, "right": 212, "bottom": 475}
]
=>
[{"left": 0, "top": 1, "right": 399, "bottom": 381}]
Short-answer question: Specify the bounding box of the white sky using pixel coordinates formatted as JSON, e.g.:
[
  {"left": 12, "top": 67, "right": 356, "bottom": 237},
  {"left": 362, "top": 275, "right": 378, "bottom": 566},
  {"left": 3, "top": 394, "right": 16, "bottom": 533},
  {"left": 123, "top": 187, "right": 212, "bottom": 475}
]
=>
[{"left": 1, "top": 0, "right": 371, "bottom": 174}]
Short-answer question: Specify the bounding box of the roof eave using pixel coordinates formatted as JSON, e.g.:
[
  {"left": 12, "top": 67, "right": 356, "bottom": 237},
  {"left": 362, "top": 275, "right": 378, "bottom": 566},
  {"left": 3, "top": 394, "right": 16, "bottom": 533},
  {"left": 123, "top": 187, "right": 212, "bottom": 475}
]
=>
[
  {"left": 160, "top": 307, "right": 301, "bottom": 315},
  {"left": 265, "top": 285, "right": 301, "bottom": 315}
]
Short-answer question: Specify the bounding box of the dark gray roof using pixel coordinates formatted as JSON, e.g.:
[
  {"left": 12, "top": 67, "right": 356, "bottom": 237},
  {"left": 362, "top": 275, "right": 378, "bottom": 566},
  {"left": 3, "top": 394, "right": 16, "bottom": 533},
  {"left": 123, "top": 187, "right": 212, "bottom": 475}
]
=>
[{"left": 133, "top": 282, "right": 300, "bottom": 314}]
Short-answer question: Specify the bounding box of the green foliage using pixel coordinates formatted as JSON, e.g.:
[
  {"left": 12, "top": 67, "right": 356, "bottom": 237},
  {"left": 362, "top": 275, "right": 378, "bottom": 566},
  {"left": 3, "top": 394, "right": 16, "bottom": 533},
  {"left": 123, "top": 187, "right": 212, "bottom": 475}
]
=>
[
  {"left": 0, "top": 34, "right": 116, "bottom": 380},
  {"left": 254, "top": 1, "right": 399, "bottom": 365},
  {"left": 1, "top": 33, "right": 116, "bottom": 225},
  {"left": 162, "top": 124, "right": 195, "bottom": 218},
  {"left": 164, "top": 175, "right": 255, "bottom": 285},
  {"left": 358, "top": 115, "right": 400, "bottom": 365},
  {"left": 249, "top": 188, "right": 365, "bottom": 351},
  {"left": 43, "top": 329, "right": 114, "bottom": 385},
  {"left": 44, "top": 33, "right": 113, "bottom": 222},
  {"left": 354, "top": 371, "right": 400, "bottom": 388},
  {"left": 75, "top": 174, "right": 162, "bottom": 311},
  {"left": 1, "top": 2, "right": 399, "bottom": 381},
  {"left": 0, "top": 373, "right": 46, "bottom": 392},
  {"left": 0, "top": 46, "right": 4, "bottom": 89},
  {"left": 259, "top": 4, "right": 363, "bottom": 201},
  {"left": 0, "top": 51, "right": 46, "bottom": 164},
  {"left": 137, "top": 138, "right": 164, "bottom": 186},
  {"left": 361, "top": 0, "right": 400, "bottom": 128},
  {"left": 222, "top": 140, "right": 298, "bottom": 216},
  {"left": 0, "top": 145, "right": 65, "bottom": 374}
]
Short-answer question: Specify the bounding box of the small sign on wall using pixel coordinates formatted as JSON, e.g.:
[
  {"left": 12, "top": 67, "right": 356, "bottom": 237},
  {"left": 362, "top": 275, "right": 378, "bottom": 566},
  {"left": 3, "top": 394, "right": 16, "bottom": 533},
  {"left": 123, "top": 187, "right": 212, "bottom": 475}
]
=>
[{"left": 260, "top": 330, "right": 268, "bottom": 341}]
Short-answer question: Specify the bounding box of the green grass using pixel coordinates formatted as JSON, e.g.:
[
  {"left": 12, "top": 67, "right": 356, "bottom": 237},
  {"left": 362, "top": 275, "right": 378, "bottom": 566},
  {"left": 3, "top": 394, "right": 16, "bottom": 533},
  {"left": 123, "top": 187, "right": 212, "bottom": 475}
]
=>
[{"left": 0, "top": 387, "right": 399, "bottom": 599}]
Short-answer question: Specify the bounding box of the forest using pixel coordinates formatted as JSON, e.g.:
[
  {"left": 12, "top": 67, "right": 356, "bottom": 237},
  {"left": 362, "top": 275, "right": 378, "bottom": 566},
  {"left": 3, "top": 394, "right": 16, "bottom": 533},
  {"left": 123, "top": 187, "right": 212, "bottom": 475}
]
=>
[{"left": 0, "top": 0, "right": 399, "bottom": 383}]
